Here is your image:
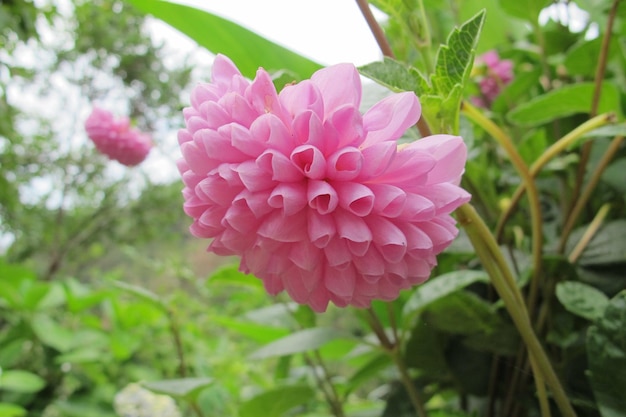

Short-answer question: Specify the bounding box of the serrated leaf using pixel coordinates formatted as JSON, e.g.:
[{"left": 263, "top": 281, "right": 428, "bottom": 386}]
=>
[
  {"left": 142, "top": 377, "right": 214, "bottom": 400},
  {"left": 507, "top": 82, "right": 621, "bottom": 126},
  {"left": 358, "top": 57, "right": 427, "bottom": 94},
  {"left": 239, "top": 385, "right": 315, "bottom": 417},
  {"left": 587, "top": 290, "right": 626, "bottom": 417},
  {"left": 250, "top": 328, "right": 353, "bottom": 359},
  {"left": 431, "top": 10, "right": 486, "bottom": 96},
  {"left": 403, "top": 270, "right": 489, "bottom": 319},
  {"left": 556, "top": 281, "right": 609, "bottom": 321},
  {"left": 126, "top": 0, "right": 321, "bottom": 80},
  {"left": 0, "top": 370, "right": 45, "bottom": 394}
]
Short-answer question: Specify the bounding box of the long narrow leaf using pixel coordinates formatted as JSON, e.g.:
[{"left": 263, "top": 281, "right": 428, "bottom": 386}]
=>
[{"left": 126, "top": 0, "right": 322, "bottom": 79}]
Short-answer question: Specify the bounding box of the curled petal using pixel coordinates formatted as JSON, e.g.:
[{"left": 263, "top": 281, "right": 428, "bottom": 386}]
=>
[
  {"left": 324, "top": 263, "right": 356, "bottom": 298},
  {"left": 190, "top": 83, "right": 219, "bottom": 109},
  {"left": 279, "top": 80, "right": 324, "bottom": 119},
  {"left": 326, "top": 147, "right": 363, "bottom": 181},
  {"left": 200, "top": 127, "right": 249, "bottom": 163},
  {"left": 362, "top": 92, "right": 421, "bottom": 146},
  {"left": 359, "top": 142, "right": 397, "bottom": 179},
  {"left": 327, "top": 105, "right": 364, "bottom": 149},
  {"left": 181, "top": 141, "right": 214, "bottom": 175},
  {"left": 416, "top": 183, "right": 471, "bottom": 215},
  {"left": 257, "top": 210, "right": 307, "bottom": 242},
  {"left": 218, "top": 92, "right": 257, "bottom": 127},
  {"left": 268, "top": 182, "right": 308, "bottom": 215},
  {"left": 307, "top": 180, "right": 338, "bottom": 215},
  {"left": 308, "top": 210, "right": 336, "bottom": 248},
  {"left": 353, "top": 246, "right": 385, "bottom": 276},
  {"left": 311, "top": 63, "right": 362, "bottom": 117},
  {"left": 323, "top": 237, "right": 352, "bottom": 269},
  {"left": 196, "top": 174, "right": 239, "bottom": 206},
  {"left": 246, "top": 68, "right": 283, "bottom": 117},
  {"left": 257, "top": 149, "right": 302, "bottom": 182},
  {"left": 366, "top": 217, "right": 407, "bottom": 263},
  {"left": 230, "top": 123, "right": 268, "bottom": 158},
  {"left": 211, "top": 54, "right": 243, "bottom": 85},
  {"left": 291, "top": 145, "right": 326, "bottom": 179},
  {"left": 293, "top": 110, "right": 324, "bottom": 148},
  {"left": 236, "top": 160, "right": 276, "bottom": 192},
  {"left": 334, "top": 209, "right": 372, "bottom": 251},
  {"left": 198, "top": 101, "right": 231, "bottom": 129},
  {"left": 332, "top": 181, "right": 374, "bottom": 217},
  {"left": 368, "top": 183, "right": 406, "bottom": 218},
  {"left": 411, "top": 135, "right": 468, "bottom": 184},
  {"left": 288, "top": 240, "right": 323, "bottom": 272},
  {"left": 222, "top": 198, "right": 259, "bottom": 233}
]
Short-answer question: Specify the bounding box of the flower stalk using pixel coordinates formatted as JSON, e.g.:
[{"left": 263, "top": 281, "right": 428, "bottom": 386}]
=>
[{"left": 456, "top": 203, "right": 577, "bottom": 417}]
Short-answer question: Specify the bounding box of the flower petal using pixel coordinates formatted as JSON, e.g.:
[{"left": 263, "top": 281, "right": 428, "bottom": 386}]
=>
[
  {"left": 362, "top": 92, "right": 420, "bottom": 146},
  {"left": 311, "top": 63, "right": 362, "bottom": 116}
]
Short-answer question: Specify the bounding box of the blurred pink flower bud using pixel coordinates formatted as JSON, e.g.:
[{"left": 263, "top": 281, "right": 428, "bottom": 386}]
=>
[
  {"left": 178, "top": 54, "right": 471, "bottom": 312},
  {"left": 85, "top": 107, "right": 152, "bottom": 166},
  {"left": 473, "top": 50, "right": 514, "bottom": 107}
]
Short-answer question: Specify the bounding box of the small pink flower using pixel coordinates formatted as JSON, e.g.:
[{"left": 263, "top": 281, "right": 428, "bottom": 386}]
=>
[
  {"left": 85, "top": 107, "right": 152, "bottom": 166},
  {"left": 179, "top": 54, "right": 470, "bottom": 312},
  {"left": 473, "top": 51, "right": 513, "bottom": 107}
]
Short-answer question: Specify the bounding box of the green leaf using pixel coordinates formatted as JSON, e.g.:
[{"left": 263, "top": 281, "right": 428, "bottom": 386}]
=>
[
  {"left": 358, "top": 57, "right": 427, "bottom": 94},
  {"left": 587, "top": 290, "right": 626, "bottom": 417},
  {"left": 431, "top": 10, "right": 486, "bottom": 96},
  {"left": 30, "top": 315, "right": 74, "bottom": 352},
  {"left": 556, "top": 281, "right": 609, "bottom": 321},
  {"left": 498, "top": 0, "right": 551, "bottom": 22},
  {"left": 0, "top": 370, "right": 46, "bottom": 394},
  {"left": 344, "top": 353, "right": 392, "bottom": 395},
  {"left": 208, "top": 264, "right": 263, "bottom": 289},
  {"left": 507, "top": 82, "right": 621, "bottom": 126},
  {"left": 213, "top": 316, "right": 290, "bottom": 344},
  {"left": 239, "top": 385, "right": 315, "bottom": 417},
  {"left": 0, "top": 403, "right": 26, "bottom": 417},
  {"left": 142, "top": 377, "right": 214, "bottom": 400},
  {"left": 491, "top": 68, "right": 542, "bottom": 114},
  {"left": 125, "top": 0, "right": 322, "bottom": 80},
  {"left": 424, "top": 291, "right": 502, "bottom": 335},
  {"left": 403, "top": 270, "right": 489, "bottom": 319},
  {"left": 250, "top": 328, "right": 353, "bottom": 359},
  {"left": 404, "top": 318, "right": 449, "bottom": 376},
  {"left": 112, "top": 281, "right": 168, "bottom": 312}
]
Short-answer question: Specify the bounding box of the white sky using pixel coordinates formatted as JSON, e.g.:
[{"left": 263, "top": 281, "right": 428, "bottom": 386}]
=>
[{"left": 152, "top": 0, "right": 385, "bottom": 67}]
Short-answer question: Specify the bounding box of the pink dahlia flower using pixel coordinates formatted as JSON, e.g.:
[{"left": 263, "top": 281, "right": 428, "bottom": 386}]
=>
[
  {"left": 473, "top": 50, "right": 513, "bottom": 107},
  {"left": 85, "top": 107, "right": 152, "bottom": 166},
  {"left": 179, "top": 54, "right": 470, "bottom": 312}
]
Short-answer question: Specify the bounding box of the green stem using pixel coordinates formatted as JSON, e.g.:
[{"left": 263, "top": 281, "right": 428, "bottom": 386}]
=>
[
  {"left": 457, "top": 204, "right": 577, "bottom": 417},
  {"left": 366, "top": 308, "right": 428, "bottom": 417},
  {"left": 572, "top": 0, "right": 620, "bottom": 206},
  {"left": 567, "top": 203, "right": 611, "bottom": 263},
  {"left": 462, "top": 101, "right": 544, "bottom": 312},
  {"left": 495, "top": 113, "right": 615, "bottom": 240},
  {"left": 558, "top": 136, "right": 624, "bottom": 253}
]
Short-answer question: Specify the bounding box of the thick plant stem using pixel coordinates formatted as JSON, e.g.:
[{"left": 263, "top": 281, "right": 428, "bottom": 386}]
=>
[
  {"left": 462, "top": 101, "right": 544, "bottom": 312},
  {"left": 495, "top": 113, "right": 615, "bottom": 240},
  {"left": 457, "top": 204, "right": 577, "bottom": 417},
  {"left": 558, "top": 136, "right": 624, "bottom": 253}
]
